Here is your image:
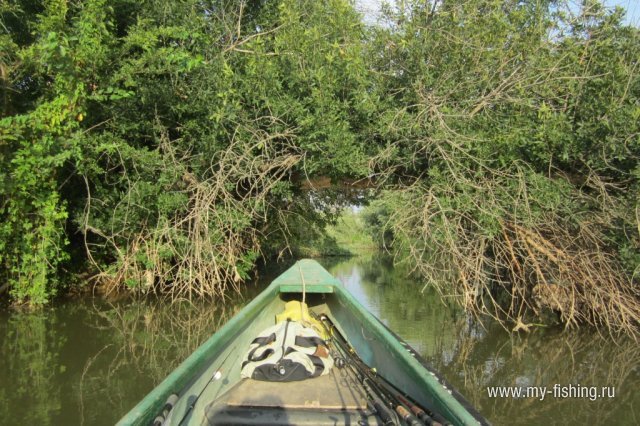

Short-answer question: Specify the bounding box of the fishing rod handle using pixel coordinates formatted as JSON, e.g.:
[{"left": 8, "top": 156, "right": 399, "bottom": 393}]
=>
[
  {"left": 373, "top": 400, "right": 396, "bottom": 426},
  {"left": 400, "top": 398, "right": 435, "bottom": 425},
  {"left": 363, "top": 380, "right": 396, "bottom": 425},
  {"left": 396, "top": 405, "right": 423, "bottom": 426},
  {"left": 415, "top": 411, "right": 439, "bottom": 426}
]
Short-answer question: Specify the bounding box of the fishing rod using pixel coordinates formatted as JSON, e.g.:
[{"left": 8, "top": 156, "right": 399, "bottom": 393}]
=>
[
  {"left": 316, "top": 316, "right": 396, "bottom": 424},
  {"left": 314, "top": 313, "right": 425, "bottom": 426},
  {"left": 176, "top": 347, "right": 235, "bottom": 426},
  {"left": 345, "top": 344, "right": 449, "bottom": 426},
  {"left": 324, "top": 314, "right": 451, "bottom": 426},
  {"left": 317, "top": 313, "right": 452, "bottom": 426},
  {"left": 323, "top": 318, "right": 422, "bottom": 426},
  {"left": 331, "top": 332, "right": 399, "bottom": 425}
]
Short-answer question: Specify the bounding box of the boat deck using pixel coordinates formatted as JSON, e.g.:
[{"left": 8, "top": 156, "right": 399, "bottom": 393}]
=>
[{"left": 204, "top": 368, "right": 382, "bottom": 425}]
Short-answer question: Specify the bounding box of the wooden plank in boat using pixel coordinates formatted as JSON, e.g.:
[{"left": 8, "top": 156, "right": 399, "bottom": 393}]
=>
[{"left": 224, "top": 370, "right": 367, "bottom": 410}]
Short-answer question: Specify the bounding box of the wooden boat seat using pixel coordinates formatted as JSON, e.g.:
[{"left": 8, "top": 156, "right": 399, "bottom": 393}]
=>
[
  {"left": 222, "top": 369, "right": 367, "bottom": 410},
  {"left": 204, "top": 369, "right": 380, "bottom": 425}
]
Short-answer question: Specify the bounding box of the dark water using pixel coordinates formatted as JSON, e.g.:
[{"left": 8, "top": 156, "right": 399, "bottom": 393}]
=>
[{"left": 0, "top": 255, "right": 638, "bottom": 425}]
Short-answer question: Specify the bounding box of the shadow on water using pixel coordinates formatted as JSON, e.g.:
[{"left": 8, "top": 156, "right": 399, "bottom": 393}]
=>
[{"left": 0, "top": 254, "right": 637, "bottom": 425}]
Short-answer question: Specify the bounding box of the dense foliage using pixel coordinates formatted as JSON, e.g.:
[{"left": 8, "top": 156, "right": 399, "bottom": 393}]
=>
[
  {"left": 1, "top": 0, "right": 373, "bottom": 301},
  {"left": 364, "top": 0, "right": 639, "bottom": 335},
  {"left": 1, "top": 0, "right": 638, "bottom": 336}
]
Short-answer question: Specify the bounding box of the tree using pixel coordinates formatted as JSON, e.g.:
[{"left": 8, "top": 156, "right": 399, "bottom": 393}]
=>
[
  {"left": 365, "top": 0, "right": 639, "bottom": 336},
  {"left": 1, "top": 0, "right": 373, "bottom": 301}
]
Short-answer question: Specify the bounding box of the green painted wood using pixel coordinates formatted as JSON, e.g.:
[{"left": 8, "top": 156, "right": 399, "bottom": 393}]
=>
[
  {"left": 330, "top": 285, "right": 484, "bottom": 426},
  {"left": 116, "top": 284, "right": 279, "bottom": 426},
  {"left": 117, "top": 259, "right": 486, "bottom": 426},
  {"left": 273, "top": 259, "right": 341, "bottom": 293},
  {"left": 278, "top": 284, "right": 334, "bottom": 293},
  {"left": 173, "top": 296, "right": 286, "bottom": 425}
]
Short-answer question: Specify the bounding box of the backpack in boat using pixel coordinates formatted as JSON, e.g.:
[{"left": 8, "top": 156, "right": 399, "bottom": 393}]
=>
[{"left": 240, "top": 319, "right": 334, "bottom": 382}]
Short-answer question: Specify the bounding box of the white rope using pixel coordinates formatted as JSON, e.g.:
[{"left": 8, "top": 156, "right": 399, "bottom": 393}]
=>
[
  {"left": 298, "top": 262, "right": 316, "bottom": 330},
  {"left": 298, "top": 262, "right": 306, "bottom": 306}
]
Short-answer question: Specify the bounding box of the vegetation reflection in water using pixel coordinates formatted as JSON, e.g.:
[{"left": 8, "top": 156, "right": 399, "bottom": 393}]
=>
[
  {"left": 0, "top": 282, "right": 266, "bottom": 426},
  {"left": 321, "top": 255, "right": 640, "bottom": 426},
  {"left": 0, "top": 255, "right": 638, "bottom": 425}
]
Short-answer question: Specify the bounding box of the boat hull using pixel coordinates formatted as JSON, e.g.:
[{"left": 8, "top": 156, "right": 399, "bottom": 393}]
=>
[{"left": 117, "top": 259, "right": 488, "bottom": 425}]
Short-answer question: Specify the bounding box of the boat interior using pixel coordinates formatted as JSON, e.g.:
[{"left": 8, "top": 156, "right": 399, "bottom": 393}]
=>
[
  {"left": 204, "top": 363, "right": 383, "bottom": 425},
  {"left": 119, "top": 260, "right": 486, "bottom": 426},
  {"left": 152, "top": 258, "right": 487, "bottom": 426},
  {"left": 169, "top": 292, "right": 392, "bottom": 425}
]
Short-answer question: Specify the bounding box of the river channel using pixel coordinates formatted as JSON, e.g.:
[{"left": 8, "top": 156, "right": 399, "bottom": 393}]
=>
[{"left": 0, "top": 254, "right": 637, "bottom": 425}]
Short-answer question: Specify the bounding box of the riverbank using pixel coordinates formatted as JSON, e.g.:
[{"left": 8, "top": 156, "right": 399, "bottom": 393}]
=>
[{"left": 293, "top": 210, "right": 378, "bottom": 257}]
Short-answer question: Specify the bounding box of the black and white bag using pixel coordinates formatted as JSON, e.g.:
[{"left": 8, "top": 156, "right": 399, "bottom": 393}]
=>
[{"left": 240, "top": 319, "right": 334, "bottom": 382}]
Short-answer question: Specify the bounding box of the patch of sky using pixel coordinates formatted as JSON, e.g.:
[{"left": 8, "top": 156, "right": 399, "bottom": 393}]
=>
[{"left": 354, "top": 0, "right": 640, "bottom": 27}]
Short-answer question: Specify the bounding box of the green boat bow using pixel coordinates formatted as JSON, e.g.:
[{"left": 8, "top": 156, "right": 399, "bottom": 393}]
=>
[{"left": 117, "top": 259, "right": 488, "bottom": 426}]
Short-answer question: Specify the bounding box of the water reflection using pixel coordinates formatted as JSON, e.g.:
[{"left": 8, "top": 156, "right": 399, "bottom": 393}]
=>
[
  {"left": 76, "top": 298, "right": 247, "bottom": 424},
  {"left": 0, "top": 255, "right": 637, "bottom": 425},
  {"left": 0, "top": 310, "right": 65, "bottom": 425},
  {"left": 320, "top": 255, "right": 640, "bottom": 426},
  {"left": 0, "top": 290, "right": 261, "bottom": 425}
]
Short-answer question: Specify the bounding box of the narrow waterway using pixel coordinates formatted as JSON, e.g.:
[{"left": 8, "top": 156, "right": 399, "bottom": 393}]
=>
[{"left": 0, "top": 254, "right": 637, "bottom": 425}]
